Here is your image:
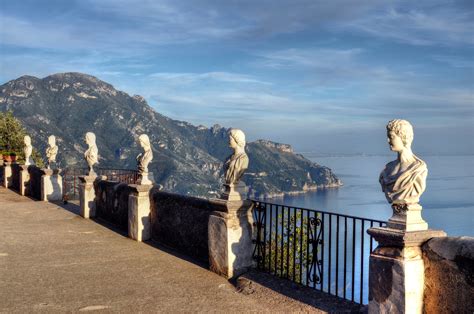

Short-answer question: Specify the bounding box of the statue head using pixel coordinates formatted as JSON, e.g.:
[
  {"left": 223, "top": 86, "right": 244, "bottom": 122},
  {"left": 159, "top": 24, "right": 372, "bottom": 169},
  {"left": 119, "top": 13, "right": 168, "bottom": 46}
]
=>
[
  {"left": 228, "top": 128, "right": 246, "bottom": 149},
  {"left": 24, "top": 135, "right": 31, "bottom": 146},
  {"left": 138, "top": 134, "right": 151, "bottom": 149},
  {"left": 84, "top": 132, "right": 96, "bottom": 146},
  {"left": 48, "top": 135, "right": 56, "bottom": 147},
  {"left": 386, "top": 119, "right": 413, "bottom": 152}
]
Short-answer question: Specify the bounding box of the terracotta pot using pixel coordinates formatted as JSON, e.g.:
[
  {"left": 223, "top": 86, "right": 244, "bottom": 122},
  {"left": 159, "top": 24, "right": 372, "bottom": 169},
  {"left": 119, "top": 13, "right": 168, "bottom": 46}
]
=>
[{"left": 3, "top": 155, "right": 16, "bottom": 162}]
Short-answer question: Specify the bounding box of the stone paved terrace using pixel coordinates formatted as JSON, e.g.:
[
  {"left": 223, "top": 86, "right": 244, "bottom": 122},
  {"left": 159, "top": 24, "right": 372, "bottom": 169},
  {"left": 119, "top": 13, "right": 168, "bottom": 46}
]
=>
[{"left": 0, "top": 187, "right": 361, "bottom": 313}]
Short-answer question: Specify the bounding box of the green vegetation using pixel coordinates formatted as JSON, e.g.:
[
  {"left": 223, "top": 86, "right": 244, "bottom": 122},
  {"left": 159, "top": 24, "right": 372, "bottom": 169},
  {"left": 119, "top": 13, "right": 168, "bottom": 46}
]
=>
[
  {"left": 0, "top": 111, "right": 44, "bottom": 167},
  {"left": 256, "top": 209, "right": 321, "bottom": 284}
]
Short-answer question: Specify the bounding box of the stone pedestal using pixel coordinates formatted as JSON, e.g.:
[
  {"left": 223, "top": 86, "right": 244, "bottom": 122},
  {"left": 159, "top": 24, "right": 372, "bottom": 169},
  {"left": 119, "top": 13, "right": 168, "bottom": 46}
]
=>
[
  {"left": 208, "top": 199, "right": 254, "bottom": 278},
  {"left": 79, "top": 175, "right": 101, "bottom": 218},
  {"left": 137, "top": 172, "right": 154, "bottom": 185},
  {"left": 19, "top": 165, "right": 30, "bottom": 196},
  {"left": 41, "top": 169, "right": 63, "bottom": 201},
  {"left": 220, "top": 182, "right": 248, "bottom": 201},
  {"left": 367, "top": 227, "right": 446, "bottom": 314},
  {"left": 128, "top": 184, "right": 153, "bottom": 242},
  {"left": 2, "top": 162, "right": 13, "bottom": 188},
  {"left": 387, "top": 203, "right": 428, "bottom": 232}
]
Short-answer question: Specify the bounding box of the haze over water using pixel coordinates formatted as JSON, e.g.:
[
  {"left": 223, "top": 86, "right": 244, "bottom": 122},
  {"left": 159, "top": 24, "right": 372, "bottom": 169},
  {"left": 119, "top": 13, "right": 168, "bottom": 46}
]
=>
[{"left": 282, "top": 154, "right": 474, "bottom": 237}]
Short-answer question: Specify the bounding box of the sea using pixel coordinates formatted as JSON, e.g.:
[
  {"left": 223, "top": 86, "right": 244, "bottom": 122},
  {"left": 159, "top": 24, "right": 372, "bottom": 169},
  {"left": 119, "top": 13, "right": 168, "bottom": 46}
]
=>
[
  {"left": 283, "top": 154, "right": 474, "bottom": 237},
  {"left": 267, "top": 154, "right": 473, "bottom": 304}
]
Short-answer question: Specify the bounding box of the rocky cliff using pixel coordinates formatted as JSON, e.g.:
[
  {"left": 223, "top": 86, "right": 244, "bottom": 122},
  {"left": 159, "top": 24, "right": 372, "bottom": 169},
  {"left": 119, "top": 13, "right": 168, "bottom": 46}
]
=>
[{"left": 0, "top": 72, "right": 341, "bottom": 198}]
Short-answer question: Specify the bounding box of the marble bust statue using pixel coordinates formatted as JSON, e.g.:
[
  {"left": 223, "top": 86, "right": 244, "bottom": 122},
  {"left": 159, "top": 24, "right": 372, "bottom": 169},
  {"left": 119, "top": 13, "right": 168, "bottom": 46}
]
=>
[
  {"left": 136, "top": 134, "right": 153, "bottom": 185},
  {"left": 23, "top": 135, "right": 34, "bottom": 166},
  {"left": 379, "top": 119, "right": 427, "bottom": 206},
  {"left": 45, "top": 135, "right": 58, "bottom": 169},
  {"left": 224, "top": 128, "right": 249, "bottom": 185},
  {"left": 221, "top": 128, "right": 249, "bottom": 200},
  {"left": 84, "top": 132, "right": 98, "bottom": 176}
]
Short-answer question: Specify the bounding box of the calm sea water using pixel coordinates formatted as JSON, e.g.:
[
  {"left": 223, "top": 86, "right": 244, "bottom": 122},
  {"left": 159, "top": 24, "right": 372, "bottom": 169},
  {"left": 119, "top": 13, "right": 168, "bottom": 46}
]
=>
[
  {"left": 266, "top": 155, "right": 474, "bottom": 303},
  {"left": 282, "top": 155, "right": 474, "bottom": 237}
]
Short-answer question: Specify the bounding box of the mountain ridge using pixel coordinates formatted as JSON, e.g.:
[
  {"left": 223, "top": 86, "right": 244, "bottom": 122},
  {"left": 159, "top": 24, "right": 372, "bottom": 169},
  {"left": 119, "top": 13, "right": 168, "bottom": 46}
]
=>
[{"left": 0, "top": 72, "right": 341, "bottom": 198}]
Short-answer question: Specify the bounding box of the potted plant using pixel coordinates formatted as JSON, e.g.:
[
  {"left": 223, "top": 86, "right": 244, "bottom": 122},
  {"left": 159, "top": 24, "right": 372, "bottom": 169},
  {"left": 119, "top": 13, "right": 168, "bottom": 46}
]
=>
[{"left": 2, "top": 151, "right": 17, "bottom": 162}]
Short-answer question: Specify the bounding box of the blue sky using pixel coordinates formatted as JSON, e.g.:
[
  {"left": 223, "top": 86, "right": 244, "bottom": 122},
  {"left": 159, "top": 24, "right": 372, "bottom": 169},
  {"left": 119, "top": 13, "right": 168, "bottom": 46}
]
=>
[{"left": 1, "top": 0, "right": 473, "bottom": 154}]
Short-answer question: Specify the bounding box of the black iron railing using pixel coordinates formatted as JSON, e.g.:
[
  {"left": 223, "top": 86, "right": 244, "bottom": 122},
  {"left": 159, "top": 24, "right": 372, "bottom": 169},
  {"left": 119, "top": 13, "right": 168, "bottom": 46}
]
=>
[
  {"left": 62, "top": 168, "right": 139, "bottom": 202},
  {"left": 252, "top": 200, "right": 386, "bottom": 305}
]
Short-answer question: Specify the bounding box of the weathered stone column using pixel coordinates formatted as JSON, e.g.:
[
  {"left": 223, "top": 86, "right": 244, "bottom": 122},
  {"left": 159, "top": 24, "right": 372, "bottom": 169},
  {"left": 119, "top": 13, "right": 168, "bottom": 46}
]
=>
[
  {"left": 19, "top": 165, "right": 30, "bottom": 196},
  {"left": 128, "top": 184, "right": 153, "bottom": 241},
  {"left": 2, "top": 162, "right": 13, "bottom": 188},
  {"left": 368, "top": 227, "right": 446, "bottom": 313},
  {"left": 79, "top": 175, "right": 101, "bottom": 218},
  {"left": 208, "top": 199, "right": 254, "bottom": 279},
  {"left": 41, "top": 169, "right": 63, "bottom": 201}
]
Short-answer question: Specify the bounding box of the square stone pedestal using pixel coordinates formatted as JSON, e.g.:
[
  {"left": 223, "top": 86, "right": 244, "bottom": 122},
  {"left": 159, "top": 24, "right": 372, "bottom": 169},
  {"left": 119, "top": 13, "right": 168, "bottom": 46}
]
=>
[
  {"left": 41, "top": 169, "right": 63, "bottom": 201},
  {"left": 367, "top": 227, "right": 446, "bottom": 314},
  {"left": 128, "top": 184, "right": 153, "bottom": 242},
  {"left": 19, "top": 165, "right": 30, "bottom": 196},
  {"left": 208, "top": 199, "right": 254, "bottom": 278},
  {"left": 79, "top": 175, "right": 103, "bottom": 218},
  {"left": 387, "top": 203, "right": 428, "bottom": 232},
  {"left": 220, "top": 182, "right": 248, "bottom": 201},
  {"left": 2, "top": 162, "right": 13, "bottom": 188}
]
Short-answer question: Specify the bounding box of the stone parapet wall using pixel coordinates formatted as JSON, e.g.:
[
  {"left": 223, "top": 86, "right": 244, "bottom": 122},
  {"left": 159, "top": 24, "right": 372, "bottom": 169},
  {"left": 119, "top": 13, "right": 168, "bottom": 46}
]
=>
[
  {"left": 422, "top": 236, "right": 474, "bottom": 313},
  {"left": 10, "top": 163, "right": 21, "bottom": 192},
  {"left": 28, "top": 166, "right": 45, "bottom": 200},
  {"left": 95, "top": 180, "right": 132, "bottom": 230},
  {"left": 150, "top": 190, "right": 219, "bottom": 263}
]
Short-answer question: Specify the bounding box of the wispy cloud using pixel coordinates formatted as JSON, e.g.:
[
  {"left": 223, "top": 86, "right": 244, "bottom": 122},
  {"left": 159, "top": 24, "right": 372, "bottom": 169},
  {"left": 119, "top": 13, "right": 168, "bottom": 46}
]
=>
[{"left": 347, "top": 5, "right": 474, "bottom": 46}]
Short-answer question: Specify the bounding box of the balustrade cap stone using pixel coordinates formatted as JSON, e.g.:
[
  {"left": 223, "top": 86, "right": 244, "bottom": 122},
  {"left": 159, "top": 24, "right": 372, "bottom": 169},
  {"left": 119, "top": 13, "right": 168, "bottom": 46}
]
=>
[
  {"left": 368, "top": 227, "right": 446, "bottom": 248},
  {"left": 129, "top": 184, "right": 153, "bottom": 194},
  {"left": 209, "top": 198, "right": 254, "bottom": 214},
  {"left": 79, "top": 175, "right": 105, "bottom": 184}
]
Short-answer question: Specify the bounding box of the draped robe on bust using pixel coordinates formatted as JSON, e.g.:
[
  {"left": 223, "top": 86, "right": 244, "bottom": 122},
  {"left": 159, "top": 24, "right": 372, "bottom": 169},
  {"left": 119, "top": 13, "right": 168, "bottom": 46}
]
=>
[
  {"left": 137, "top": 149, "right": 153, "bottom": 174},
  {"left": 224, "top": 151, "right": 249, "bottom": 185},
  {"left": 379, "top": 154, "right": 427, "bottom": 204}
]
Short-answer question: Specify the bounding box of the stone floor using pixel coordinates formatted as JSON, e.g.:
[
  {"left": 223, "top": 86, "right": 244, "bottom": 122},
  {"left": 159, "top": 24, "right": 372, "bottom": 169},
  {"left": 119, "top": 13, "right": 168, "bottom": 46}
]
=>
[{"left": 0, "top": 187, "right": 361, "bottom": 313}]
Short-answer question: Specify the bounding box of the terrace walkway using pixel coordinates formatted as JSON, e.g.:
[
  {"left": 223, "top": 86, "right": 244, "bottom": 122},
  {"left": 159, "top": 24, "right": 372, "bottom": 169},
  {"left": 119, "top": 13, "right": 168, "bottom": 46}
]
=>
[{"left": 0, "top": 187, "right": 360, "bottom": 313}]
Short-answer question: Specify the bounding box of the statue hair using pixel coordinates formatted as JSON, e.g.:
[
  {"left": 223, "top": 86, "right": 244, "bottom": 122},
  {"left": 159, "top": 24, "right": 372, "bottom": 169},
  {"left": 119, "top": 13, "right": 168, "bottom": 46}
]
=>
[
  {"left": 229, "top": 128, "right": 246, "bottom": 147},
  {"left": 85, "top": 132, "right": 96, "bottom": 144},
  {"left": 386, "top": 119, "right": 413, "bottom": 147},
  {"left": 138, "top": 134, "right": 150, "bottom": 147}
]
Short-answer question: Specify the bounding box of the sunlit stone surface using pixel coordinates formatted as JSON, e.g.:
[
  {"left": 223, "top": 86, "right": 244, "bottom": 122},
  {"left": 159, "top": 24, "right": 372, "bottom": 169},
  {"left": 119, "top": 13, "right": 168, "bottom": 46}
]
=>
[
  {"left": 221, "top": 129, "right": 249, "bottom": 201},
  {"left": 41, "top": 168, "right": 62, "bottom": 201},
  {"left": 84, "top": 132, "right": 98, "bottom": 177},
  {"left": 45, "top": 135, "right": 58, "bottom": 169},
  {"left": 23, "top": 135, "right": 34, "bottom": 166},
  {"left": 379, "top": 119, "right": 428, "bottom": 231},
  {"left": 368, "top": 120, "right": 446, "bottom": 314},
  {"left": 136, "top": 134, "right": 153, "bottom": 185}
]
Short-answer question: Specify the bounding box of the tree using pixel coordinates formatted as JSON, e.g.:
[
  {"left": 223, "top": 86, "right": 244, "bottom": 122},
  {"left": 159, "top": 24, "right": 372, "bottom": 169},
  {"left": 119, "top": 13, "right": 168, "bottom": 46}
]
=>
[{"left": 0, "top": 111, "right": 44, "bottom": 166}]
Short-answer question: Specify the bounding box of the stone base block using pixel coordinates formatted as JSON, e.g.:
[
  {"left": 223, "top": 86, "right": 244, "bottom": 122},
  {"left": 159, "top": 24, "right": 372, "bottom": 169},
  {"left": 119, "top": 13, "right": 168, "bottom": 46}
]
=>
[
  {"left": 19, "top": 165, "right": 30, "bottom": 196},
  {"left": 208, "top": 199, "right": 254, "bottom": 279},
  {"left": 2, "top": 162, "right": 13, "bottom": 188},
  {"left": 128, "top": 184, "right": 153, "bottom": 241},
  {"left": 79, "top": 175, "right": 102, "bottom": 218},
  {"left": 220, "top": 182, "right": 248, "bottom": 201},
  {"left": 388, "top": 203, "right": 428, "bottom": 232},
  {"left": 41, "top": 169, "right": 63, "bottom": 201},
  {"left": 367, "top": 227, "right": 447, "bottom": 314}
]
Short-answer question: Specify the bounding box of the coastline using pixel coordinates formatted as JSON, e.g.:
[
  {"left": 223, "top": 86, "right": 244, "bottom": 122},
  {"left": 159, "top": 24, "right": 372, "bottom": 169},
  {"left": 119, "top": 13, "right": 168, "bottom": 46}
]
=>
[{"left": 249, "top": 182, "right": 343, "bottom": 200}]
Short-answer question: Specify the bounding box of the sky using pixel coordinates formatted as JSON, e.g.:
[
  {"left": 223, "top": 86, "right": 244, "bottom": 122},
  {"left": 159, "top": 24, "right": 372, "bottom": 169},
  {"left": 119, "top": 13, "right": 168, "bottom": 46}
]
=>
[{"left": 1, "top": 0, "right": 473, "bottom": 155}]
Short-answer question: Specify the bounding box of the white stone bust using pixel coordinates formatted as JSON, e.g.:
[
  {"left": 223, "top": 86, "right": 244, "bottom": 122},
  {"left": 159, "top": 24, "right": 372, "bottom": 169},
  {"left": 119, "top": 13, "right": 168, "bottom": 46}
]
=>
[
  {"left": 45, "top": 135, "right": 58, "bottom": 168},
  {"left": 136, "top": 134, "right": 153, "bottom": 174},
  {"left": 379, "top": 119, "right": 427, "bottom": 206},
  {"left": 23, "top": 135, "right": 34, "bottom": 166},
  {"left": 224, "top": 128, "right": 249, "bottom": 185},
  {"left": 84, "top": 132, "right": 98, "bottom": 176}
]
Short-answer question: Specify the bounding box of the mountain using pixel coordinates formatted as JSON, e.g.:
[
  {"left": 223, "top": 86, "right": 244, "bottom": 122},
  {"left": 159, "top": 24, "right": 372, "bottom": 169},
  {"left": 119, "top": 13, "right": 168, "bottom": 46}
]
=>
[{"left": 0, "top": 72, "right": 341, "bottom": 198}]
